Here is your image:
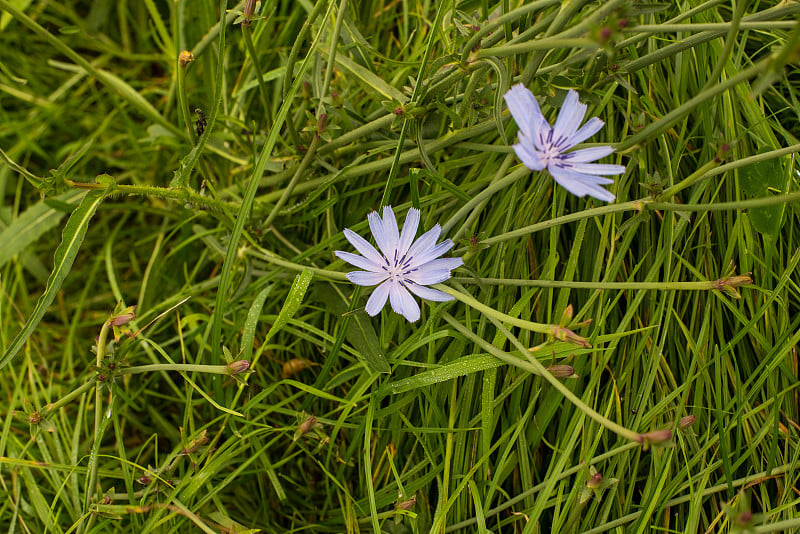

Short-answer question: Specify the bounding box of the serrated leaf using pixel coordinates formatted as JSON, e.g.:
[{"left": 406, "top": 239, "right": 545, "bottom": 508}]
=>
[
  {"left": 263, "top": 269, "right": 313, "bottom": 345},
  {"left": 0, "top": 190, "right": 105, "bottom": 370}
]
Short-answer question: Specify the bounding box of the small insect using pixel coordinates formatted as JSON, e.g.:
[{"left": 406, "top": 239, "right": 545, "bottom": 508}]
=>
[{"left": 194, "top": 108, "right": 206, "bottom": 137}]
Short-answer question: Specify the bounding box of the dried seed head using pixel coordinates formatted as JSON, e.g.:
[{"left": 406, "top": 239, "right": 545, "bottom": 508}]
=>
[
  {"left": 178, "top": 50, "right": 195, "bottom": 67},
  {"left": 298, "top": 415, "right": 317, "bottom": 436},
  {"left": 546, "top": 365, "right": 576, "bottom": 378},
  {"left": 395, "top": 495, "right": 417, "bottom": 511},
  {"left": 637, "top": 429, "right": 672, "bottom": 446},
  {"left": 283, "top": 358, "right": 311, "bottom": 378},
  {"left": 677, "top": 415, "right": 696, "bottom": 430}
]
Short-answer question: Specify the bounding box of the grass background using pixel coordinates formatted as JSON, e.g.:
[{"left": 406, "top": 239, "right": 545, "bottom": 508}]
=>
[{"left": 1, "top": 0, "right": 800, "bottom": 532}]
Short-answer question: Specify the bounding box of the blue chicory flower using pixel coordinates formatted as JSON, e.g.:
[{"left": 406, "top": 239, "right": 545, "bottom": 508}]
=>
[
  {"left": 335, "top": 206, "right": 463, "bottom": 322},
  {"left": 504, "top": 84, "right": 625, "bottom": 202}
]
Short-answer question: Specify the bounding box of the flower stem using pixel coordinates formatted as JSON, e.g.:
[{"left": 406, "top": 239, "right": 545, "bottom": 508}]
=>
[
  {"left": 435, "top": 284, "right": 553, "bottom": 334},
  {"left": 486, "top": 314, "right": 641, "bottom": 442},
  {"left": 117, "top": 363, "right": 232, "bottom": 375}
]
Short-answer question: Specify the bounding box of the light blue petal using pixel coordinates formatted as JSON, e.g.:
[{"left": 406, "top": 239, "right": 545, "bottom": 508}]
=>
[
  {"left": 504, "top": 84, "right": 547, "bottom": 141},
  {"left": 513, "top": 141, "right": 546, "bottom": 171},
  {"left": 343, "top": 229, "right": 385, "bottom": 266},
  {"left": 405, "top": 282, "right": 454, "bottom": 302},
  {"left": 346, "top": 270, "right": 388, "bottom": 286},
  {"left": 365, "top": 280, "right": 391, "bottom": 316},
  {"left": 407, "top": 239, "right": 455, "bottom": 268},
  {"left": 406, "top": 268, "right": 452, "bottom": 285},
  {"left": 562, "top": 146, "right": 614, "bottom": 163},
  {"left": 552, "top": 90, "right": 586, "bottom": 144},
  {"left": 567, "top": 162, "right": 626, "bottom": 176},
  {"left": 368, "top": 209, "right": 393, "bottom": 260},
  {"left": 381, "top": 205, "right": 400, "bottom": 256},
  {"left": 335, "top": 250, "right": 382, "bottom": 272},
  {"left": 404, "top": 224, "right": 442, "bottom": 264},
  {"left": 389, "top": 281, "right": 420, "bottom": 322},
  {"left": 397, "top": 208, "right": 420, "bottom": 259},
  {"left": 564, "top": 117, "right": 604, "bottom": 148},
  {"left": 550, "top": 166, "right": 616, "bottom": 202}
]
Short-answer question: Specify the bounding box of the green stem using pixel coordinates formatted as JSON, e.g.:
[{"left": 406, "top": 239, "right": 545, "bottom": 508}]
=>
[
  {"left": 435, "top": 285, "right": 553, "bottom": 334},
  {"left": 68, "top": 180, "right": 236, "bottom": 213},
  {"left": 117, "top": 363, "right": 232, "bottom": 375},
  {"left": 460, "top": 0, "right": 561, "bottom": 61},
  {"left": 486, "top": 314, "right": 641, "bottom": 442},
  {"left": 242, "top": 24, "right": 270, "bottom": 125},
  {"left": 247, "top": 247, "right": 345, "bottom": 280},
  {"left": 478, "top": 38, "right": 598, "bottom": 58},
  {"left": 626, "top": 21, "right": 796, "bottom": 33},
  {"left": 43, "top": 380, "right": 95, "bottom": 415},
  {"left": 480, "top": 200, "right": 639, "bottom": 247},
  {"left": 81, "top": 320, "right": 111, "bottom": 534},
  {"left": 451, "top": 277, "right": 729, "bottom": 290},
  {"left": 657, "top": 159, "right": 721, "bottom": 200},
  {"left": 650, "top": 191, "right": 800, "bottom": 212}
]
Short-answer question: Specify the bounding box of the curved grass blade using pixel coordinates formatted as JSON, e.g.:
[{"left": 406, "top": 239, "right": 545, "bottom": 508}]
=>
[{"left": 0, "top": 190, "right": 105, "bottom": 370}]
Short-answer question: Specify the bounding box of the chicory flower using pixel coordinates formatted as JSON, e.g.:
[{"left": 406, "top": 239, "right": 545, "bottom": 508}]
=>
[
  {"left": 504, "top": 84, "right": 625, "bottom": 202},
  {"left": 335, "top": 206, "right": 462, "bottom": 322}
]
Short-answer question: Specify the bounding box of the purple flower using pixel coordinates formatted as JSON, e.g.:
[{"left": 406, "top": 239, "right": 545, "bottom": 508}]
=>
[
  {"left": 504, "top": 84, "right": 625, "bottom": 202},
  {"left": 335, "top": 206, "right": 463, "bottom": 322}
]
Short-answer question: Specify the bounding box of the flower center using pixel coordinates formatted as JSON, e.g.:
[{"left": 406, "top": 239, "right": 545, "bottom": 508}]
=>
[{"left": 383, "top": 250, "right": 415, "bottom": 282}]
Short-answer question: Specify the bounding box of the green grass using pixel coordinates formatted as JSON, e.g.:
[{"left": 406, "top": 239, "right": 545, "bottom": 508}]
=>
[{"left": 1, "top": 1, "right": 800, "bottom": 532}]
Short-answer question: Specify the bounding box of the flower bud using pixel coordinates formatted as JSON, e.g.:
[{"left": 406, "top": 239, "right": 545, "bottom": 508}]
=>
[
  {"left": 110, "top": 306, "right": 136, "bottom": 326},
  {"left": 551, "top": 326, "right": 591, "bottom": 348},
  {"left": 297, "top": 415, "right": 317, "bottom": 437},
  {"left": 317, "top": 113, "right": 328, "bottom": 134},
  {"left": 587, "top": 471, "right": 603, "bottom": 489},
  {"left": 226, "top": 360, "right": 251, "bottom": 375}
]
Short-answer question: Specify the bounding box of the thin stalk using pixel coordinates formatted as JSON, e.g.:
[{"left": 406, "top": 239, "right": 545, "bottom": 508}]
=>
[
  {"left": 81, "top": 320, "right": 111, "bottom": 534},
  {"left": 451, "top": 278, "right": 731, "bottom": 290},
  {"left": 241, "top": 25, "right": 270, "bottom": 126},
  {"left": 486, "top": 315, "right": 641, "bottom": 442},
  {"left": 66, "top": 179, "right": 236, "bottom": 213},
  {"left": 117, "top": 363, "right": 234, "bottom": 375},
  {"left": 436, "top": 285, "right": 554, "bottom": 334}
]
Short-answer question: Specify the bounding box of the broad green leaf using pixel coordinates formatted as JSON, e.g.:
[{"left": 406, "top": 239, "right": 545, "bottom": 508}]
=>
[
  {"left": 0, "top": 190, "right": 105, "bottom": 370},
  {"left": 263, "top": 269, "right": 313, "bottom": 345},
  {"left": 347, "top": 310, "right": 390, "bottom": 374},
  {"left": 739, "top": 158, "right": 787, "bottom": 236},
  {"left": 0, "top": 190, "right": 83, "bottom": 271}
]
